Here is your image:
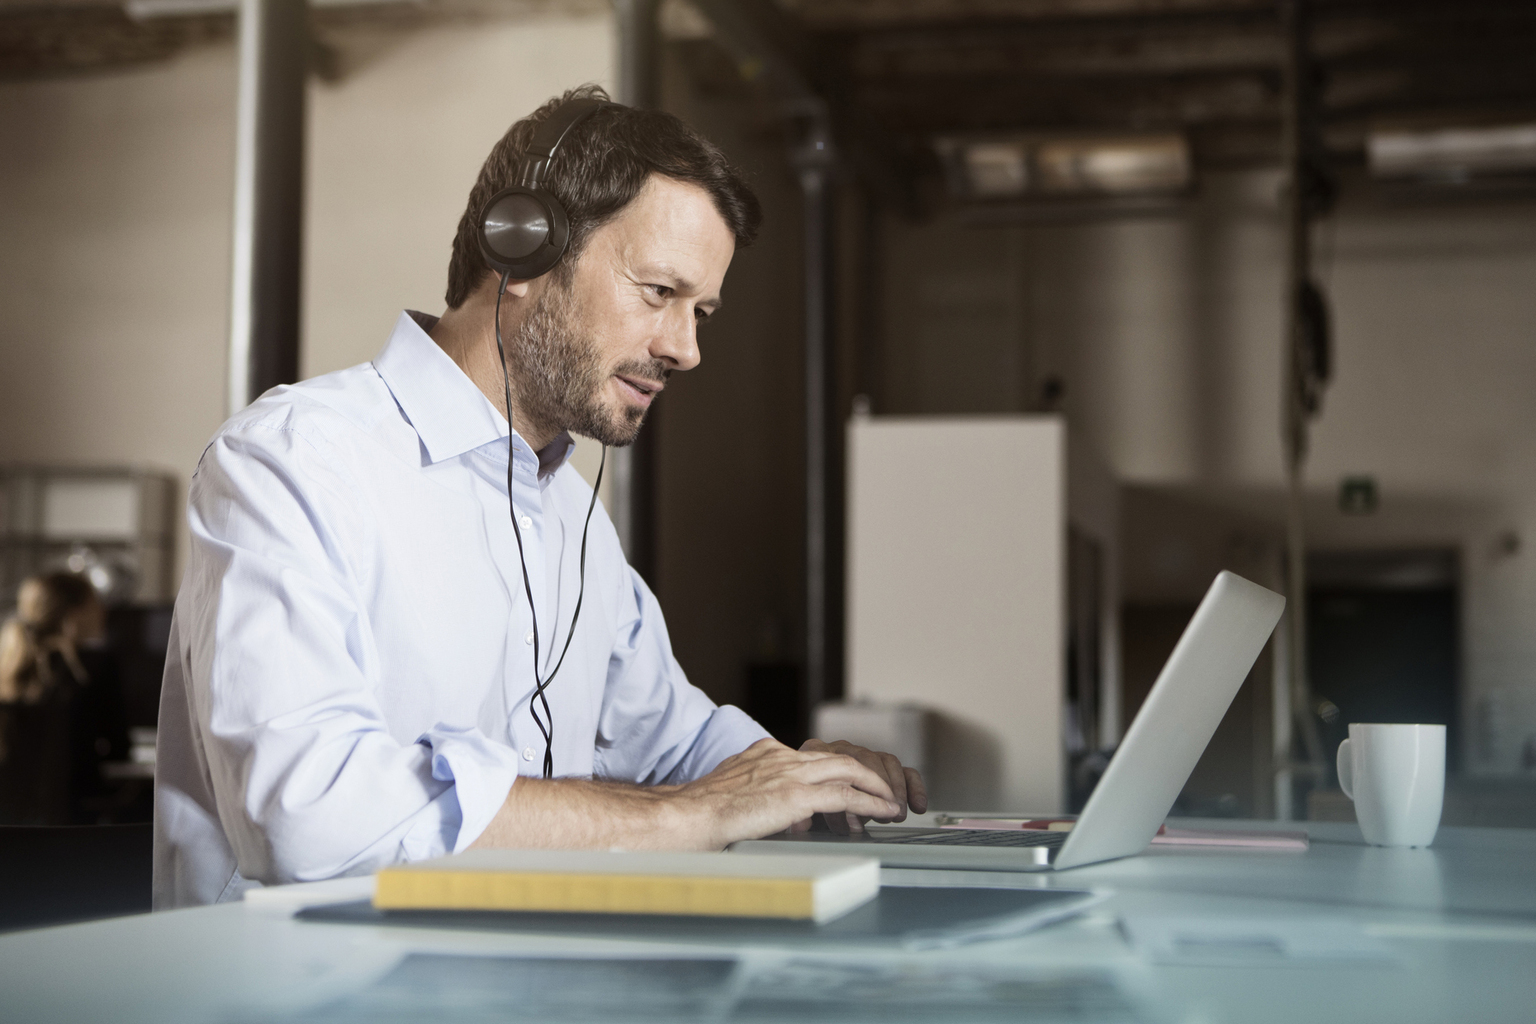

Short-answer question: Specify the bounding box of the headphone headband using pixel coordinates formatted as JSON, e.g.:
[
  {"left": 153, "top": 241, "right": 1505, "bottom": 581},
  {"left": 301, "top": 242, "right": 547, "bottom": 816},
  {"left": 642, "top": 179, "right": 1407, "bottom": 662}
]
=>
[{"left": 515, "top": 98, "right": 611, "bottom": 190}]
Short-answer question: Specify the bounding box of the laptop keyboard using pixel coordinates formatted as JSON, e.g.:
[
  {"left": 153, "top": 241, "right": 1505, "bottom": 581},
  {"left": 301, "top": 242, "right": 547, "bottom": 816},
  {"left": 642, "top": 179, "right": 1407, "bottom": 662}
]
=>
[{"left": 875, "top": 828, "right": 1068, "bottom": 848}]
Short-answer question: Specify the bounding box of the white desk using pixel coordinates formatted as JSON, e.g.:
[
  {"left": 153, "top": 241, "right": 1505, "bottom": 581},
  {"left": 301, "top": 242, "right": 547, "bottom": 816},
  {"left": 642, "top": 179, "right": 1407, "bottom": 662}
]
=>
[{"left": 4, "top": 821, "right": 1535, "bottom": 1023}]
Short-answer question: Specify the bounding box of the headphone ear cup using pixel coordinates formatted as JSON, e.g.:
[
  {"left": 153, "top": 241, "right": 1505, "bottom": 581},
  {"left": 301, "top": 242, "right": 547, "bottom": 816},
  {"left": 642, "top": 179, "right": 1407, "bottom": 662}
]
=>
[{"left": 478, "top": 186, "right": 571, "bottom": 279}]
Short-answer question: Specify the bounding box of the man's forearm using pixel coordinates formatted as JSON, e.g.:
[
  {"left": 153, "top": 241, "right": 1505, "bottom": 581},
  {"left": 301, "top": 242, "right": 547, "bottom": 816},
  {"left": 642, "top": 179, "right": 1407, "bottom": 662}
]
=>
[{"left": 468, "top": 776, "right": 707, "bottom": 852}]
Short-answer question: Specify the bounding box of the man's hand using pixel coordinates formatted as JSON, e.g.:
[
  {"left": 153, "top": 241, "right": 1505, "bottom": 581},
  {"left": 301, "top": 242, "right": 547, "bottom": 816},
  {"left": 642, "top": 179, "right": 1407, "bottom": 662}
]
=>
[
  {"left": 672, "top": 738, "right": 905, "bottom": 849},
  {"left": 796, "top": 738, "right": 928, "bottom": 834}
]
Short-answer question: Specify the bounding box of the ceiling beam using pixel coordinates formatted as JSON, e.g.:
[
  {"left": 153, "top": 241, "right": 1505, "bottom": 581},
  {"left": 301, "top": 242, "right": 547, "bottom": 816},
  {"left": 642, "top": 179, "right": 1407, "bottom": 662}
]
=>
[
  {"left": 0, "top": 0, "right": 607, "bottom": 80},
  {"left": 850, "top": 19, "right": 1286, "bottom": 80},
  {"left": 843, "top": 8, "right": 1533, "bottom": 84},
  {"left": 855, "top": 70, "right": 1282, "bottom": 132},
  {"left": 779, "top": 0, "right": 1276, "bottom": 31},
  {"left": 780, "top": 0, "right": 1533, "bottom": 31},
  {"left": 857, "top": 64, "right": 1536, "bottom": 133},
  {"left": 0, "top": 6, "right": 229, "bottom": 78}
]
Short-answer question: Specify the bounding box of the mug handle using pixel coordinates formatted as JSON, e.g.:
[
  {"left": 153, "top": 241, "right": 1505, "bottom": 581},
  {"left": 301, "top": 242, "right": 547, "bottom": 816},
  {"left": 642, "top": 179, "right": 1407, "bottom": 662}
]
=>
[{"left": 1337, "top": 738, "right": 1354, "bottom": 800}]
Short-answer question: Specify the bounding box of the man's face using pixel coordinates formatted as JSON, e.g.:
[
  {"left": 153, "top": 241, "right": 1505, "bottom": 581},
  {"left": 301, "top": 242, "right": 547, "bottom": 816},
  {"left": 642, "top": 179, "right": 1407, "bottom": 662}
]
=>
[{"left": 507, "top": 174, "right": 736, "bottom": 447}]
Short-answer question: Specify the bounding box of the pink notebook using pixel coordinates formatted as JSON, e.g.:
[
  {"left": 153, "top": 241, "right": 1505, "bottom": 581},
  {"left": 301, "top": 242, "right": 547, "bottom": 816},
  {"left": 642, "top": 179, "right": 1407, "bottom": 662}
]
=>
[{"left": 941, "top": 818, "right": 1309, "bottom": 851}]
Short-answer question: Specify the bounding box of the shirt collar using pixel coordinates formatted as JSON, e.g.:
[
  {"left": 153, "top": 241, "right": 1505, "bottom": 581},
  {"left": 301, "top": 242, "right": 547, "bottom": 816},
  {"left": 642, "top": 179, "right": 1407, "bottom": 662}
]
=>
[{"left": 373, "top": 310, "right": 576, "bottom": 477}]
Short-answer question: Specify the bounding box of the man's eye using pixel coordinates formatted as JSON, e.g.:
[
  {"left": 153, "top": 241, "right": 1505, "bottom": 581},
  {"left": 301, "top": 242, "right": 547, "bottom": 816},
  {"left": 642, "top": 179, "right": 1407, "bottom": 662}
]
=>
[
  {"left": 695, "top": 307, "right": 712, "bottom": 322},
  {"left": 649, "top": 284, "right": 673, "bottom": 299}
]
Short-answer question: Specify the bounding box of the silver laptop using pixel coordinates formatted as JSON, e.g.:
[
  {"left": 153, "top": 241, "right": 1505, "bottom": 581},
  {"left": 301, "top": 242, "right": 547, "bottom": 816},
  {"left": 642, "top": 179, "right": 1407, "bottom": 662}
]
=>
[{"left": 733, "top": 570, "right": 1285, "bottom": 872}]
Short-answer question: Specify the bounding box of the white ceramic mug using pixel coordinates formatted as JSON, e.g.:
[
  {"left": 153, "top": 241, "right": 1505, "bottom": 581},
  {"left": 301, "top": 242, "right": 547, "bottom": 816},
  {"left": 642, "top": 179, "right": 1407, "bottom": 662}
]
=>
[{"left": 1336, "top": 723, "right": 1445, "bottom": 847}]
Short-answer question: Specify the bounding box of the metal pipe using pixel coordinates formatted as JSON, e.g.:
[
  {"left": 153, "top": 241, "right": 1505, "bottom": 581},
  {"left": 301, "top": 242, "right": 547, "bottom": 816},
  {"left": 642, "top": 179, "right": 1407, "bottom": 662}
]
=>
[
  {"left": 614, "top": 0, "right": 660, "bottom": 111},
  {"left": 227, "top": 0, "right": 306, "bottom": 414},
  {"left": 795, "top": 110, "right": 835, "bottom": 715},
  {"left": 1278, "top": 0, "right": 1327, "bottom": 804},
  {"left": 610, "top": 0, "right": 661, "bottom": 576}
]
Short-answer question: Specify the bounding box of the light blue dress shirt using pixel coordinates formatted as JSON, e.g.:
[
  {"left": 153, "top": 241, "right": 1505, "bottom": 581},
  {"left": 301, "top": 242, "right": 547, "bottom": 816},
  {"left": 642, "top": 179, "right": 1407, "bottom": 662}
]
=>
[{"left": 153, "top": 311, "right": 769, "bottom": 908}]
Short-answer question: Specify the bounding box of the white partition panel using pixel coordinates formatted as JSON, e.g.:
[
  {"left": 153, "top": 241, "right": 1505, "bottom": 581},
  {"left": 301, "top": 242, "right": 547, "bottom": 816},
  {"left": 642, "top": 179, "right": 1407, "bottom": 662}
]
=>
[{"left": 846, "top": 415, "right": 1065, "bottom": 813}]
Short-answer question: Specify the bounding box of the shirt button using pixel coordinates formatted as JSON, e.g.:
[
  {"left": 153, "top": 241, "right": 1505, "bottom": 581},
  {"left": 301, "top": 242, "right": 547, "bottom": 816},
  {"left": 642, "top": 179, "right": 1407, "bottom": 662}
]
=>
[
  {"left": 518, "top": 515, "right": 532, "bottom": 530},
  {"left": 522, "top": 747, "right": 535, "bottom": 761},
  {"left": 524, "top": 631, "right": 535, "bottom": 645}
]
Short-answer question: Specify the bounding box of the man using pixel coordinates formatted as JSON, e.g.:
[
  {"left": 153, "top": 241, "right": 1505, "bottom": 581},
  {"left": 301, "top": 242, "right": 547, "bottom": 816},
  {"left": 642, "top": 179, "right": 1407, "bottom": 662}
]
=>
[{"left": 153, "top": 87, "right": 925, "bottom": 908}]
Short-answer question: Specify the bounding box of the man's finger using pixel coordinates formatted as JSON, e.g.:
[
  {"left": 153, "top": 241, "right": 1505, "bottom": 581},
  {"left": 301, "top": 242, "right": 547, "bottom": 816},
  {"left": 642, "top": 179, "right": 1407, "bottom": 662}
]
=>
[
  {"left": 877, "top": 751, "right": 908, "bottom": 819},
  {"left": 903, "top": 766, "right": 929, "bottom": 814},
  {"left": 802, "top": 781, "right": 902, "bottom": 821}
]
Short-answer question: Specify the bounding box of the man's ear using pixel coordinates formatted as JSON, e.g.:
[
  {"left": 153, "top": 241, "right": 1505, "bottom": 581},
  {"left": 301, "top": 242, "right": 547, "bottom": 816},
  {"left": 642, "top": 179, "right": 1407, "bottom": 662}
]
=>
[{"left": 477, "top": 269, "right": 533, "bottom": 302}]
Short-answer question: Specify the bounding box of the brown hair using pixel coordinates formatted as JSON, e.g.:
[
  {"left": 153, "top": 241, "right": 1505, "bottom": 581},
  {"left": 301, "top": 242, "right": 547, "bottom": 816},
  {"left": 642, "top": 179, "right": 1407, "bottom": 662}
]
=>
[
  {"left": 444, "top": 84, "right": 762, "bottom": 309},
  {"left": 0, "top": 572, "right": 99, "bottom": 704}
]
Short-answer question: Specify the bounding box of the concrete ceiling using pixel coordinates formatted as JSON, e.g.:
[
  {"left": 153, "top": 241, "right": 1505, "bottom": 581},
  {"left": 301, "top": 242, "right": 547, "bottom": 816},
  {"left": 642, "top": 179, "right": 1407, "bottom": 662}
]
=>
[
  {"left": 769, "top": 0, "right": 1536, "bottom": 167},
  {"left": 0, "top": 0, "right": 604, "bottom": 80},
  {"left": 4, "top": 0, "right": 1533, "bottom": 182}
]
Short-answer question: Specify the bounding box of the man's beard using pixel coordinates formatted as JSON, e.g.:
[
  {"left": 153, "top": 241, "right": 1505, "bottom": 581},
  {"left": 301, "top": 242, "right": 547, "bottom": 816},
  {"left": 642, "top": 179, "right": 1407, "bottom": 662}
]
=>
[{"left": 506, "top": 280, "right": 666, "bottom": 448}]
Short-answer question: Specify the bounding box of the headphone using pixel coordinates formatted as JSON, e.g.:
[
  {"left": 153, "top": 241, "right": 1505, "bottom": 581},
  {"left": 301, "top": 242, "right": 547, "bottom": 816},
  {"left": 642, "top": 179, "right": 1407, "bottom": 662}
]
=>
[
  {"left": 477, "top": 97, "right": 612, "bottom": 280},
  {"left": 477, "top": 98, "right": 615, "bottom": 779}
]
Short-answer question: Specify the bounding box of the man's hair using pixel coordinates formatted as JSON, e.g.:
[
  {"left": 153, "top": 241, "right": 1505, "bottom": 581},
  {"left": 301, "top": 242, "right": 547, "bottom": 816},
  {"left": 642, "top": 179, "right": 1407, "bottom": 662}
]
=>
[{"left": 445, "top": 85, "right": 762, "bottom": 308}]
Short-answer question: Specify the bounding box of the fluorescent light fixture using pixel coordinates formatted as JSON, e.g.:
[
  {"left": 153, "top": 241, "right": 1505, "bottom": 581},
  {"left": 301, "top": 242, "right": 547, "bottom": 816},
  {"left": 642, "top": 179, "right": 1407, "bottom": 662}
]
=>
[
  {"left": 124, "top": 0, "right": 233, "bottom": 15},
  {"left": 962, "top": 142, "right": 1030, "bottom": 198},
  {"left": 1035, "top": 135, "right": 1190, "bottom": 194},
  {"left": 940, "top": 132, "right": 1191, "bottom": 202},
  {"left": 1369, "top": 123, "right": 1536, "bottom": 179}
]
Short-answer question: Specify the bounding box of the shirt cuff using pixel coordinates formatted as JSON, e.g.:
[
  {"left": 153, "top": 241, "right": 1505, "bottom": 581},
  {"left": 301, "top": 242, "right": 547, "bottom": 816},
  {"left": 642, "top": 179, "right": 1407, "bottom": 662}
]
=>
[
  {"left": 666, "top": 705, "right": 772, "bottom": 783},
  {"left": 411, "top": 725, "right": 522, "bottom": 857}
]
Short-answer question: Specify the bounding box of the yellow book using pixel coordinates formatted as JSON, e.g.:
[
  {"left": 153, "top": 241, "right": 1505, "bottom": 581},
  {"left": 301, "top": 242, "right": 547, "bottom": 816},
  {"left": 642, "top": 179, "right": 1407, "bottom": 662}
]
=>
[{"left": 374, "top": 849, "right": 880, "bottom": 924}]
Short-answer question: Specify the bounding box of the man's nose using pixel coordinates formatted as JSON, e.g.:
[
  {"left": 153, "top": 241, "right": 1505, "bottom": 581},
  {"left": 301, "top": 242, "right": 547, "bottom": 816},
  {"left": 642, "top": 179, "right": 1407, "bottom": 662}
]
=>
[{"left": 651, "top": 306, "right": 701, "bottom": 372}]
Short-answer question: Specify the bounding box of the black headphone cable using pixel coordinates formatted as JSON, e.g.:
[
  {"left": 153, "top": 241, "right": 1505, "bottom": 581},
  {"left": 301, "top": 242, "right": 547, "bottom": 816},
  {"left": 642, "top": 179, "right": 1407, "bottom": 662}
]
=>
[{"left": 494, "top": 269, "right": 606, "bottom": 779}]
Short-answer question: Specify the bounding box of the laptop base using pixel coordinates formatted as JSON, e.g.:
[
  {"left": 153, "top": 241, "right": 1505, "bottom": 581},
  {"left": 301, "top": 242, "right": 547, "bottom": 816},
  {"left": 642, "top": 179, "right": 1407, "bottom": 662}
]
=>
[{"left": 732, "top": 827, "right": 1064, "bottom": 872}]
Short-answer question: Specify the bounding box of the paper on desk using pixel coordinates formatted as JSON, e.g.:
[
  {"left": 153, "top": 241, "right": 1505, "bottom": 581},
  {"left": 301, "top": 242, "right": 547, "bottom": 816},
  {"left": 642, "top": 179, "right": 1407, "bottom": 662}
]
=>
[{"left": 1120, "top": 915, "right": 1398, "bottom": 967}]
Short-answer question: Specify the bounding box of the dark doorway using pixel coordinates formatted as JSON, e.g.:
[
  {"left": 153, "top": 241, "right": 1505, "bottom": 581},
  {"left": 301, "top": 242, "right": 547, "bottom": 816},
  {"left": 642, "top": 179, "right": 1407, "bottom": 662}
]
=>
[{"left": 1307, "top": 550, "right": 1459, "bottom": 774}]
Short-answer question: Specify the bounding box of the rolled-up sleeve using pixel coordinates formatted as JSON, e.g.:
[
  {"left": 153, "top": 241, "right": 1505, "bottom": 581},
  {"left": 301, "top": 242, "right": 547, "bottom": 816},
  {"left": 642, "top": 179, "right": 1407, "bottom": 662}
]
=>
[
  {"left": 593, "top": 568, "right": 771, "bottom": 786},
  {"left": 183, "top": 425, "right": 518, "bottom": 885}
]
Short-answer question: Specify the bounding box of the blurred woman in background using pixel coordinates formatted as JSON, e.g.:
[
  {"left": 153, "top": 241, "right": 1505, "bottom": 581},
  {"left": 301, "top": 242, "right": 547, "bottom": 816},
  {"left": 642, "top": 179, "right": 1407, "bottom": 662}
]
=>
[{"left": 0, "top": 572, "right": 127, "bottom": 824}]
